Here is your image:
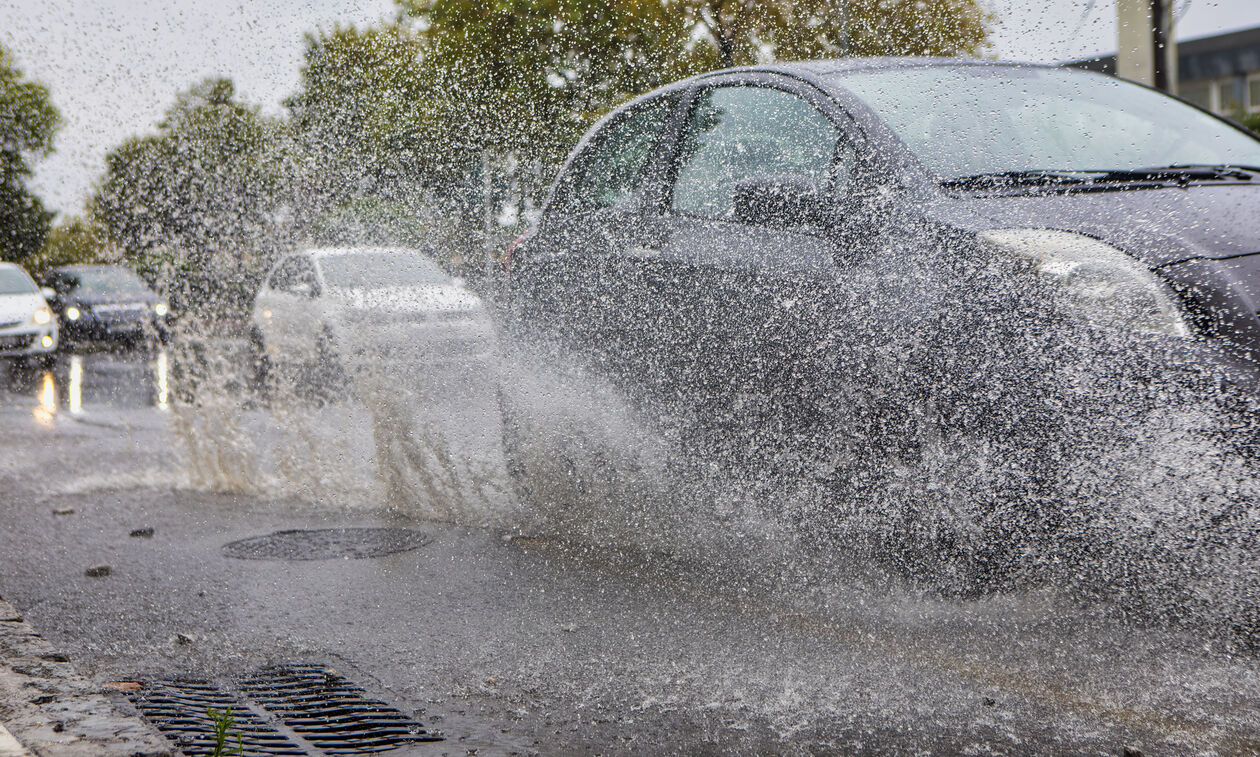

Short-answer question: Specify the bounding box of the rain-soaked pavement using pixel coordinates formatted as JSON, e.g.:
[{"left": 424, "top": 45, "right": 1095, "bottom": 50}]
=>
[{"left": 2, "top": 345, "right": 1260, "bottom": 755}]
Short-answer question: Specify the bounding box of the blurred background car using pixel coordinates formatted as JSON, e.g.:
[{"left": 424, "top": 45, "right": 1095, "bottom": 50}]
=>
[
  {"left": 249, "top": 246, "right": 495, "bottom": 396},
  {"left": 41, "top": 265, "right": 171, "bottom": 348},
  {"left": 0, "top": 263, "right": 58, "bottom": 368}
]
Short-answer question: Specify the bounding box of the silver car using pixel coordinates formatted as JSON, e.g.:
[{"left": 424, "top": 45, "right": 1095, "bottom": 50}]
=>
[{"left": 249, "top": 246, "right": 494, "bottom": 395}]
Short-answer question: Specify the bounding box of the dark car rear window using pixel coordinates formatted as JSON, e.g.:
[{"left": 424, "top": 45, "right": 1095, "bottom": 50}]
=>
[
  {"left": 71, "top": 267, "right": 153, "bottom": 296},
  {"left": 318, "top": 252, "right": 450, "bottom": 290}
]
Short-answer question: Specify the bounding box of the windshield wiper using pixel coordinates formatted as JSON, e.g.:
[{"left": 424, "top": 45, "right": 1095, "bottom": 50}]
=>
[
  {"left": 940, "top": 170, "right": 1093, "bottom": 190},
  {"left": 1094, "top": 164, "right": 1258, "bottom": 184},
  {"left": 943, "top": 165, "right": 1259, "bottom": 192}
]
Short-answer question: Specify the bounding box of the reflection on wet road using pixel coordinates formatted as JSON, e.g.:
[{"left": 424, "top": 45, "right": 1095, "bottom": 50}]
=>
[{"left": 2, "top": 349, "right": 170, "bottom": 423}]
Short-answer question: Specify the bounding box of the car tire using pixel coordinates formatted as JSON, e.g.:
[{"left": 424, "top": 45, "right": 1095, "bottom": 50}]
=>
[
  {"left": 308, "top": 326, "right": 348, "bottom": 406},
  {"left": 247, "top": 328, "right": 274, "bottom": 404},
  {"left": 496, "top": 386, "right": 538, "bottom": 511}
]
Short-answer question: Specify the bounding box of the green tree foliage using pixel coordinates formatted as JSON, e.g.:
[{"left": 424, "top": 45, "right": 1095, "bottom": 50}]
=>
[
  {"left": 0, "top": 45, "right": 60, "bottom": 264},
  {"left": 688, "top": 0, "right": 993, "bottom": 68},
  {"left": 287, "top": 26, "right": 468, "bottom": 254},
  {"left": 398, "top": 0, "right": 994, "bottom": 153},
  {"left": 287, "top": 27, "right": 434, "bottom": 211},
  {"left": 30, "top": 215, "right": 116, "bottom": 273},
  {"left": 92, "top": 77, "right": 286, "bottom": 309},
  {"left": 399, "top": 0, "right": 709, "bottom": 163},
  {"left": 1237, "top": 111, "right": 1260, "bottom": 137}
]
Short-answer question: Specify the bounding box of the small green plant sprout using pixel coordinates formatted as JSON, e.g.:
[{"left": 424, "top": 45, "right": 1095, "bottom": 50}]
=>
[{"left": 206, "top": 706, "right": 244, "bottom": 757}]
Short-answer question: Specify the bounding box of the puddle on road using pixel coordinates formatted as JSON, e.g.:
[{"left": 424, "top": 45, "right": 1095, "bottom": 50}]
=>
[
  {"left": 36, "top": 317, "right": 1254, "bottom": 754},
  {"left": 1, "top": 349, "right": 170, "bottom": 424}
]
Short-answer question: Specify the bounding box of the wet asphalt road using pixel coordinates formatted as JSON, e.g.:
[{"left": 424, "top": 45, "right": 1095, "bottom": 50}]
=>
[{"left": 2, "top": 349, "right": 1260, "bottom": 756}]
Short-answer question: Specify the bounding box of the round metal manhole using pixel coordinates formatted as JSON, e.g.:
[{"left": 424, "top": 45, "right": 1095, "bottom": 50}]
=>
[{"left": 222, "top": 528, "right": 430, "bottom": 561}]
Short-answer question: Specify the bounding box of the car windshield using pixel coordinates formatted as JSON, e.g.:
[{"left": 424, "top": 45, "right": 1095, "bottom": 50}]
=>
[
  {"left": 833, "top": 65, "right": 1260, "bottom": 179},
  {"left": 0, "top": 268, "right": 38, "bottom": 295},
  {"left": 73, "top": 267, "right": 152, "bottom": 296},
  {"left": 317, "top": 252, "right": 450, "bottom": 290}
]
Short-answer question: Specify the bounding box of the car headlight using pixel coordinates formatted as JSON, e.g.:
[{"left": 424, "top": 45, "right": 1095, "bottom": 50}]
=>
[
  {"left": 154, "top": 302, "right": 169, "bottom": 317},
  {"left": 65, "top": 306, "right": 81, "bottom": 321},
  {"left": 980, "top": 229, "right": 1190, "bottom": 338},
  {"left": 33, "top": 307, "right": 51, "bottom": 325}
]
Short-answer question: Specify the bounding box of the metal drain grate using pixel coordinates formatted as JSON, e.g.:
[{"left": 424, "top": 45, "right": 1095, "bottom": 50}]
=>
[
  {"left": 239, "top": 664, "right": 441, "bottom": 754},
  {"left": 222, "top": 528, "right": 431, "bottom": 561},
  {"left": 129, "top": 665, "right": 442, "bottom": 755},
  {"left": 130, "top": 679, "right": 306, "bottom": 755}
]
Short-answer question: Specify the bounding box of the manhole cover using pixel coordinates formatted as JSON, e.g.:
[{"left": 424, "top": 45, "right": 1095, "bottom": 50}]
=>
[{"left": 222, "top": 528, "right": 430, "bottom": 561}]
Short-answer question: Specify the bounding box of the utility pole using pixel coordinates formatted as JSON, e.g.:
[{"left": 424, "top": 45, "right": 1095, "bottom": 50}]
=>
[{"left": 1116, "top": 0, "right": 1177, "bottom": 94}]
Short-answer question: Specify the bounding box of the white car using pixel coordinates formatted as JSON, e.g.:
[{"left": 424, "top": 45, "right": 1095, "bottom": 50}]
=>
[
  {"left": 249, "top": 246, "right": 495, "bottom": 393},
  {"left": 0, "top": 263, "right": 58, "bottom": 366}
]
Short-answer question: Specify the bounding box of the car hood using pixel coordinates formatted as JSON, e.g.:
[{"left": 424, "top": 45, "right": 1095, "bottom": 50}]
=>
[
  {"left": 329, "top": 284, "right": 484, "bottom": 315},
  {"left": 946, "top": 183, "right": 1260, "bottom": 268},
  {"left": 0, "top": 293, "right": 46, "bottom": 323},
  {"left": 70, "top": 291, "right": 158, "bottom": 307}
]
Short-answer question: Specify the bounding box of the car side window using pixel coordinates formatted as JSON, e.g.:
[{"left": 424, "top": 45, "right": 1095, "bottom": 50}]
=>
[
  {"left": 49, "top": 273, "right": 75, "bottom": 295},
  {"left": 269, "top": 256, "right": 318, "bottom": 293},
  {"left": 671, "top": 85, "right": 840, "bottom": 222},
  {"left": 552, "top": 96, "right": 675, "bottom": 214}
]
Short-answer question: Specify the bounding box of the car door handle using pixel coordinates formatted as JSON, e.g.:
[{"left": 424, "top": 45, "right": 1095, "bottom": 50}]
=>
[{"left": 624, "top": 245, "right": 662, "bottom": 260}]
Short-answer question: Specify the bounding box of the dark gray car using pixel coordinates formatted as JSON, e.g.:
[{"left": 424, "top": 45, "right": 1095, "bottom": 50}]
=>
[
  {"left": 42, "top": 265, "right": 171, "bottom": 347},
  {"left": 501, "top": 58, "right": 1260, "bottom": 594}
]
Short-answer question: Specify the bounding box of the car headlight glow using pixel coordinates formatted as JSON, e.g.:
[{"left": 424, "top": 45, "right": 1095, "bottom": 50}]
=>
[
  {"left": 65, "top": 306, "right": 81, "bottom": 321},
  {"left": 154, "top": 302, "right": 169, "bottom": 317},
  {"left": 980, "top": 229, "right": 1190, "bottom": 338},
  {"left": 33, "top": 307, "right": 51, "bottom": 325}
]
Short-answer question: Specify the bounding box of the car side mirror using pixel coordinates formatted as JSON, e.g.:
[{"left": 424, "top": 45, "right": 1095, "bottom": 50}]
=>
[
  {"left": 39, "top": 286, "right": 57, "bottom": 301},
  {"left": 733, "top": 174, "right": 833, "bottom": 229}
]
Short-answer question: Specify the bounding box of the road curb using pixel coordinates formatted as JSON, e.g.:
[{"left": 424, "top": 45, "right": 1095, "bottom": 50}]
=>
[{"left": 0, "top": 597, "right": 169, "bottom": 756}]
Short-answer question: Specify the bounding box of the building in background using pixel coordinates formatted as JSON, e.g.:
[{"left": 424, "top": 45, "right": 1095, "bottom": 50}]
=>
[{"left": 1071, "top": 25, "right": 1260, "bottom": 119}]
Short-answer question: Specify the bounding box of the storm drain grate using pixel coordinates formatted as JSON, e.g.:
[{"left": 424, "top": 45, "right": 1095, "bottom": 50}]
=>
[
  {"left": 130, "top": 679, "right": 306, "bottom": 755},
  {"left": 222, "top": 528, "right": 431, "bottom": 561},
  {"left": 239, "top": 664, "right": 442, "bottom": 754},
  {"left": 129, "top": 665, "right": 442, "bottom": 756}
]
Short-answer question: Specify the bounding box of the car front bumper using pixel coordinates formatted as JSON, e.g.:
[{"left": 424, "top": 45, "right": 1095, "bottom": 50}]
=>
[
  {"left": 0, "top": 325, "right": 58, "bottom": 358},
  {"left": 62, "top": 310, "right": 165, "bottom": 342}
]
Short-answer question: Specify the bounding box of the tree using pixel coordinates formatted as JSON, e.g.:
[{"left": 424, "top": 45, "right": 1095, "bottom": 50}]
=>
[
  {"left": 1237, "top": 111, "right": 1260, "bottom": 137},
  {"left": 286, "top": 26, "right": 437, "bottom": 218},
  {"left": 688, "top": 0, "right": 994, "bottom": 68},
  {"left": 0, "top": 45, "right": 60, "bottom": 264},
  {"left": 398, "top": 0, "right": 711, "bottom": 162},
  {"left": 91, "top": 77, "right": 286, "bottom": 312},
  {"left": 398, "top": 0, "right": 994, "bottom": 145},
  {"left": 29, "top": 215, "right": 117, "bottom": 273}
]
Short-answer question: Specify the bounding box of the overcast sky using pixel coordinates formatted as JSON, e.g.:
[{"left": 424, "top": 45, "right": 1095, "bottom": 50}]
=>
[{"left": 4, "top": 0, "right": 1260, "bottom": 215}]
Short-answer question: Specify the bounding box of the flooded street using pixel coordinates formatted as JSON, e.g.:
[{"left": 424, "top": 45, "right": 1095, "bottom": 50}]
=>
[
  {"left": 2, "top": 347, "right": 1259, "bottom": 755},
  {"left": 6, "top": 7, "right": 1260, "bottom": 752}
]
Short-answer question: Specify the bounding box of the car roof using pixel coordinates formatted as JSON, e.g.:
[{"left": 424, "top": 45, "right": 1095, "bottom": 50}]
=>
[
  {"left": 53, "top": 264, "right": 136, "bottom": 273},
  {"left": 688, "top": 56, "right": 1064, "bottom": 89},
  {"left": 301, "top": 246, "right": 431, "bottom": 260}
]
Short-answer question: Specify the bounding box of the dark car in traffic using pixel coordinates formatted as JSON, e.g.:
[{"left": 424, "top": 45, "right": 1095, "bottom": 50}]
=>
[
  {"left": 499, "top": 59, "right": 1260, "bottom": 589},
  {"left": 42, "top": 265, "right": 171, "bottom": 347}
]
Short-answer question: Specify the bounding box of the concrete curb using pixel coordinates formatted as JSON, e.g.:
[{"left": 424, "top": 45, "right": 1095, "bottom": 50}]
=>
[{"left": 0, "top": 597, "right": 169, "bottom": 756}]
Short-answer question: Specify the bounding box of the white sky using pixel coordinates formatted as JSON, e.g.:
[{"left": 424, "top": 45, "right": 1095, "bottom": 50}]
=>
[{"left": 4, "top": 0, "right": 1260, "bottom": 215}]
